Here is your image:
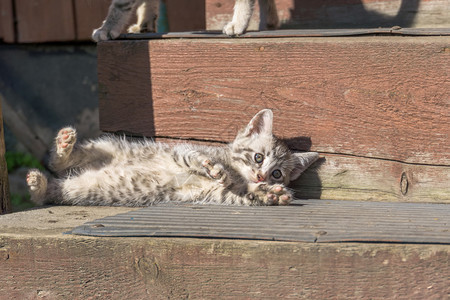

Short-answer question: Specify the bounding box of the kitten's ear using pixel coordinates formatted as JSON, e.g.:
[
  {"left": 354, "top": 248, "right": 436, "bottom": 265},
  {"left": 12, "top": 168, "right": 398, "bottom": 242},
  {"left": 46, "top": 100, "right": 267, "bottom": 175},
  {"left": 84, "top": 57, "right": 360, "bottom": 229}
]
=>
[
  {"left": 290, "top": 152, "right": 319, "bottom": 181},
  {"left": 243, "top": 109, "right": 273, "bottom": 137}
]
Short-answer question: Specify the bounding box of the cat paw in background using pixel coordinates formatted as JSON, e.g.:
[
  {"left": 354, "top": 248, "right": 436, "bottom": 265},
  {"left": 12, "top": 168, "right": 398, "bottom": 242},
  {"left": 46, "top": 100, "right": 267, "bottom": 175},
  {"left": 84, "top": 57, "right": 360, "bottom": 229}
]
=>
[
  {"left": 92, "top": 0, "right": 279, "bottom": 41},
  {"left": 92, "top": 0, "right": 160, "bottom": 42},
  {"left": 223, "top": 0, "right": 279, "bottom": 36}
]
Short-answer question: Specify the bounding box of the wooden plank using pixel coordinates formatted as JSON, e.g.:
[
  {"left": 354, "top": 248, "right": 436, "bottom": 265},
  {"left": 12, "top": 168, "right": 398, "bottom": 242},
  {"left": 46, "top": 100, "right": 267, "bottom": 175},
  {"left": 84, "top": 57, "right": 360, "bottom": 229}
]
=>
[
  {"left": 294, "top": 154, "right": 450, "bottom": 203},
  {"left": 98, "top": 37, "right": 450, "bottom": 166},
  {"left": 0, "top": 207, "right": 448, "bottom": 300},
  {"left": 71, "top": 200, "right": 450, "bottom": 244},
  {"left": 0, "top": 0, "right": 15, "bottom": 43},
  {"left": 165, "top": 0, "right": 205, "bottom": 32},
  {"left": 205, "top": 0, "right": 450, "bottom": 31},
  {"left": 120, "top": 28, "right": 450, "bottom": 39},
  {"left": 0, "top": 95, "right": 11, "bottom": 214},
  {"left": 15, "top": 0, "right": 75, "bottom": 43},
  {"left": 74, "top": 0, "right": 111, "bottom": 41}
]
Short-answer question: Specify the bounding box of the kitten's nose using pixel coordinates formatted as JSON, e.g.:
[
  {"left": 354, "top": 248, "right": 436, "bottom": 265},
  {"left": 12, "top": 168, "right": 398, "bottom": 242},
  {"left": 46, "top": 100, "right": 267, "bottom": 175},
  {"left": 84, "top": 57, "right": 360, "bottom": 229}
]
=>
[{"left": 257, "top": 173, "right": 265, "bottom": 182}]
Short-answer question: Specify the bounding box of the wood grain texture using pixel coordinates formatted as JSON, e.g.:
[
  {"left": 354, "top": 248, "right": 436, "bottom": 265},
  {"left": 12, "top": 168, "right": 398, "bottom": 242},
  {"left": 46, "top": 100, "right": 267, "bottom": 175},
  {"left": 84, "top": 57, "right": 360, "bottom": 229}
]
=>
[
  {"left": 205, "top": 0, "right": 450, "bottom": 30},
  {"left": 72, "top": 200, "right": 450, "bottom": 244},
  {"left": 166, "top": 0, "right": 206, "bottom": 32},
  {"left": 98, "top": 37, "right": 450, "bottom": 165},
  {"left": 0, "top": 97, "right": 11, "bottom": 214},
  {"left": 293, "top": 154, "right": 450, "bottom": 203},
  {"left": 15, "top": 0, "right": 75, "bottom": 42},
  {"left": 0, "top": 0, "right": 14, "bottom": 43},
  {"left": 0, "top": 234, "right": 448, "bottom": 299},
  {"left": 74, "top": 0, "right": 111, "bottom": 40}
]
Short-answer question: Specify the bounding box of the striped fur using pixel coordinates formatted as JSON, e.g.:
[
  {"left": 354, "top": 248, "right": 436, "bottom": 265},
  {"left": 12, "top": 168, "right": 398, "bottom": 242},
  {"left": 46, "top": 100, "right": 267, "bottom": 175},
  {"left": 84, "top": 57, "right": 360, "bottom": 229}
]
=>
[{"left": 27, "top": 110, "right": 318, "bottom": 207}]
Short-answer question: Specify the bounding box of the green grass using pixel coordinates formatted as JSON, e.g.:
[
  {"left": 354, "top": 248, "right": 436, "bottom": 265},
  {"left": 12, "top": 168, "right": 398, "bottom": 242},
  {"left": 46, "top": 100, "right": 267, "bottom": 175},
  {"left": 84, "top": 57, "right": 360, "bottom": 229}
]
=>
[
  {"left": 11, "top": 193, "right": 35, "bottom": 212},
  {"left": 5, "top": 151, "right": 44, "bottom": 212},
  {"left": 5, "top": 151, "right": 44, "bottom": 173}
]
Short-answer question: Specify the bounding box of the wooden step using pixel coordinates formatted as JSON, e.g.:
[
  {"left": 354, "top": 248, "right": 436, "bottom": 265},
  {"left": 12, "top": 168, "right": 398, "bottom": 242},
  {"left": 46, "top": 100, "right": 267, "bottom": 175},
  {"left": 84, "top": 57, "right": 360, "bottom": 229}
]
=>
[
  {"left": 0, "top": 205, "right": 448, "bottom": 298},
  {"left": 71, "top": 200, "right": 450, "bottom": 244},
  {"left": 97, "top": 32, "right": 450, "bottom": 203}
]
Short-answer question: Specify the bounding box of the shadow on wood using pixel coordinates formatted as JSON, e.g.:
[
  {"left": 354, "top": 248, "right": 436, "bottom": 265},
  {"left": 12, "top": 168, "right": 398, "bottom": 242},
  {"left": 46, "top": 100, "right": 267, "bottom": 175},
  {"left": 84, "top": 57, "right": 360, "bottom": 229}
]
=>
[
  {"left": 286, "top": 0, "right": 421, "bottom": 29},
  {"left": 98, "top": 41, "right": 155, "bottom": 137}
]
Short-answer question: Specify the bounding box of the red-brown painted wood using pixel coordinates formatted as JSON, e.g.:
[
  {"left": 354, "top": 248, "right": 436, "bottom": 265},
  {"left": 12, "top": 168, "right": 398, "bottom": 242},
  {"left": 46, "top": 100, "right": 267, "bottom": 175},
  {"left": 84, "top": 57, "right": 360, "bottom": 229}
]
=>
[
  {"left": 166, "top": 0, "right": 206, "bottom": 32},
  {"left": 205, "top": 0, "right": 450, "bottom": 30},
  {"left": 0, "top": 233, "right": 448, "bottom": 299},
  {"left": 98, "top": 37, "right": 450, "bottom": 165},
  {"left": 74, "top": 0, "right": 111, "bottom": 41},
  {"left": 15, "top": 0, "right": 76, "bottom": 43},
  {"left": 0, "top": 0, "right": 14, "bottom": 43}
]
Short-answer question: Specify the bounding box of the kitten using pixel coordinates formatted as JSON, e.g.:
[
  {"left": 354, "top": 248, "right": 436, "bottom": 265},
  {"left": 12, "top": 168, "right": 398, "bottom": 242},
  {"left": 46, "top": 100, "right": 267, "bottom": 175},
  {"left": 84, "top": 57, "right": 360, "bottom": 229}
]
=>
[
  {"left": 92, "top": 0, "right": 278, "bottom": 41},
  {"left": 26, "top": 109, "right": 318, "bottom": 207}
]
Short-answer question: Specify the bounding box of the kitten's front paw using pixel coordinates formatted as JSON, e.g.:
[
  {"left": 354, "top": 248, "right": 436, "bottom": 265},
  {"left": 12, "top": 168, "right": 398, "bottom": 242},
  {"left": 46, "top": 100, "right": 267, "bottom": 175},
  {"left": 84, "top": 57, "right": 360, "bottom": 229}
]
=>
[
  {"left": 56, "top": 127, "right": 77, "bottom": 157},
  {"left": 202, "top": 160, "right": 230, "bottom": 186},
  {"left": 223, "top": 21, "right": 247, "bottom": 36},
  {"left": 249, "top": 184, "right": 292, "bottom": 205},
  {"left": 92, "top": 27, "right": 121, "bottom": 42}
]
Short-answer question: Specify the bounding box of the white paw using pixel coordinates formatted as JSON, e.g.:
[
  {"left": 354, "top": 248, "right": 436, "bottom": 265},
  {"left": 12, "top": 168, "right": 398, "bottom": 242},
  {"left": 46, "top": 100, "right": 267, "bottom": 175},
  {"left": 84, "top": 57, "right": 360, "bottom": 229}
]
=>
[
  {"left": 56, "top": 127, "right": 77, "bottom": 157},
  {"left": 26, "top": 169, "right": 46, "bottom": 192},
  {"left": 223, "top": 21, "right": 247, "bottom": 36},
  {"left": 202, "top": 159, "right": 230, "bottom": 186},
  {"left": 249, "top": 184, "right": 293, "bottom": 205},
  {"left": 92, "top": 27, "right": 121, "bottom": 42}
]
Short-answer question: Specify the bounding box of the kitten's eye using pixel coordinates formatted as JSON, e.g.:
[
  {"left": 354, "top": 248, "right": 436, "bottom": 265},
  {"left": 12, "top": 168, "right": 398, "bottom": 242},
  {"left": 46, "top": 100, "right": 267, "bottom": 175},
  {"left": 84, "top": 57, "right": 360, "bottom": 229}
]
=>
[
  {"left": 272, "top": 169, "right": 282, "bottom": 179},
  {"left": 254, "top": 153, "right": 264, "bottom": 163}
]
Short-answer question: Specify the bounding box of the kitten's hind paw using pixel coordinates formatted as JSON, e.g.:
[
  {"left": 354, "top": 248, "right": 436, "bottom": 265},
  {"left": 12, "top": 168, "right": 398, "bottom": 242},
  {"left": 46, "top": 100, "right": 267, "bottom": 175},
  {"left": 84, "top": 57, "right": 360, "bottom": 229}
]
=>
[
  {"left": 56, "top": 127, "right": 77, "bottom": 158},
  {"left": 26, "top": 169, "right": 48, "bottom": 205},
  {"left": 250, "top": 184, "right": 293, "bottom": 206},
  {"left": 202, "top": 160, "right": 230, "bottom": 186}
]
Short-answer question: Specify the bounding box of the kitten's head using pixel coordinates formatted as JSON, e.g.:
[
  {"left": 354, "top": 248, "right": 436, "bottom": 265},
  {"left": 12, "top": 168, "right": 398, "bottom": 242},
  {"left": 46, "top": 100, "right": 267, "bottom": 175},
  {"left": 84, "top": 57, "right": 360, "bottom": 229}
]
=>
[{"left": 231, "top": 109, "right": 318, "bottom": 185}]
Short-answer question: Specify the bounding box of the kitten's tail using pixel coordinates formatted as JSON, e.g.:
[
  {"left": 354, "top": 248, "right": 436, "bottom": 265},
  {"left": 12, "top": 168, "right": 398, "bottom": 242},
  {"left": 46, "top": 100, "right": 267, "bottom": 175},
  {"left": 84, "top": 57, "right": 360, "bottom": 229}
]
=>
[{"left": 26, "top": 169, "right": 48, "bottom": 205}]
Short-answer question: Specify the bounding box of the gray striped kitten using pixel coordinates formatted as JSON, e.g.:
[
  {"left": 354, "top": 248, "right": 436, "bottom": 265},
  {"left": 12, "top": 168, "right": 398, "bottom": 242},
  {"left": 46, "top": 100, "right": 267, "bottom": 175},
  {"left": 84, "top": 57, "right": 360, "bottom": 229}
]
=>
[
  {"left": 27, "top": 110, "right": 318, "bottom": 206},
  {"left": 92, "top": 0, "right": 278, "bottom": 41}
]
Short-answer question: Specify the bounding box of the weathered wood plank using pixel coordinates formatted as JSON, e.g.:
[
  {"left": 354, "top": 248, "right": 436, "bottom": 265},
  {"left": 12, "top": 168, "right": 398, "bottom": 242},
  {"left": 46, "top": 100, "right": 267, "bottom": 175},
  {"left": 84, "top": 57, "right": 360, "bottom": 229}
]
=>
[
  {"left": 1, "top": 206, "right": 448, "bottom": 298},
  {"left": 71, "top": 200, "right": 450, "bottom": 244},
  {"left": 15, "top": 0, "right": 75, "bottom": 43},
  {"left": 98, "top": 37, "right": 450, "bottom": 165},
  {"left": 0, "top": 0, "right": 14, "bottom": 43},
  {"left": 120, "top": 28, "right": 450, "bottom": 39},
  {"left": 294, "top": 154, "right": 450, "bottom": 203},
  {"left": 0, "top": 224, "right": 448, "bottom": 298},
  {"left": 0, "top": 95, "right": 11, "bottom": 214},
  {"left": 166, "top": 0, "right": 206, "bottom": 32},
  {"left": 74, "top": 0, "right": 111, "bottom": 41},
  {"left": 206, "top": 0, "right": 450, "bottom": 31}
]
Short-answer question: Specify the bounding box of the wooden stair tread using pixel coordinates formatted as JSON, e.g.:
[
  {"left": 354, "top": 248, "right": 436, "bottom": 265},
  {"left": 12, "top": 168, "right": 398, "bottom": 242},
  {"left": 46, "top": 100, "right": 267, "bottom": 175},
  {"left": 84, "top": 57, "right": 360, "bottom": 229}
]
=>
[
  {"left": 71, "top": 200, "right": 450, "bottom": 244},
  {"left": 117, "top": 28, "right": 450, "bottom": 40}
]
